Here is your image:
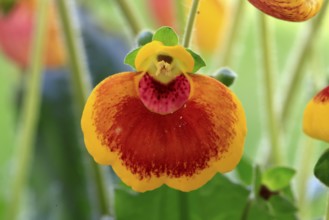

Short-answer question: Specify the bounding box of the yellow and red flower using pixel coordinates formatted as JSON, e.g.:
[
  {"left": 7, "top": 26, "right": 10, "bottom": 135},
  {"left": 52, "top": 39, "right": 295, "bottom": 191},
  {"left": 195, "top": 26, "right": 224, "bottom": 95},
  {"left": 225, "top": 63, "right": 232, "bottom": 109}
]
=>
[
  {"left": 303, "top": 86, "right": 329, "bottom": 143},
  {"left": 81, "top": 41, "right": 247, "bottom": 192},
  {"left": 0, "top": 0, "right": 65, "bottom": 69}
]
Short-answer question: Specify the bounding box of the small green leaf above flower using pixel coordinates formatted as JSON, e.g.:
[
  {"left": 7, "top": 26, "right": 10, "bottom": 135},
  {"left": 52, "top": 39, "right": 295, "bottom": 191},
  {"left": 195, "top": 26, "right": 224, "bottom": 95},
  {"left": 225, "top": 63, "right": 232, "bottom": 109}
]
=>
[
  {"left": 152, "top": 26, "right": 179, "bottom": 46},
  {"left": 314, "top": 148, "right": 329, "bottom": 187},
  {"left": 186, "top": 49, "right": 206, "bottom": 73},
  {"left": 124, "top": 47, "right": 141, "bottom": 69}
]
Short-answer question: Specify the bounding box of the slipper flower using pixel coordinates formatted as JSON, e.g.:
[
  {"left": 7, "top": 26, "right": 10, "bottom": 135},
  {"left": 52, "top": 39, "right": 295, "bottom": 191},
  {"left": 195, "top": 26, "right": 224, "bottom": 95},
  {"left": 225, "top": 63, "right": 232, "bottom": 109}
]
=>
[
  {"left": 81, "top": 33, "right": 247, "bottom": 192},
  {"left": 303, "top": 86, "right": 329, "bottom": 143},
  {"left": 248, "top": 0, "right": 323, "bottom": 22},
  {"left": 0, "top": 0, "right": 65, "bottom": 69}
]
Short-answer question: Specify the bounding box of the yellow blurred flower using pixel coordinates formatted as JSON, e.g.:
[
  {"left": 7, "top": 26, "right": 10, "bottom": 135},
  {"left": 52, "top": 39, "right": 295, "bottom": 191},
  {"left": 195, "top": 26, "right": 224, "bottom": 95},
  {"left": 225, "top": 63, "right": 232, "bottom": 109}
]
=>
[{"left": 303, "top": 86, "right": 329, "bottom": 142}]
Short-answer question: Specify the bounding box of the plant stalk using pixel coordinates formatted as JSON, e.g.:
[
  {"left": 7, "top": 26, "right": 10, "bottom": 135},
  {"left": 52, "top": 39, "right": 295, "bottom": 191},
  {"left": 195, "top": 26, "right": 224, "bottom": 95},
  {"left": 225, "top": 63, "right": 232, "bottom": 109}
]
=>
[
  {"left": 280, "top": 1, "right": 328, "bottom": 124},
  {"left": 114, "top": 0, "right": 142, "bottom": 36},
  {"left": 56, "top": 0, "right": 110, "bottom": 216},
  {"left": 326, "top": 192, "right": 329, "bottom": 220},
  {"left": 179, "top": 192, "right": 189, "bottom": 220},
  {"left": 258, "top": 13, "right": 282, "bottom": 165},
  {"left": 7, "top": 0, "right": 49, "bottom": 219},
  {"left": 183, "top": 0, "right": 200, "bottom": 48},
  {"left": 220, "top": 0, "right": 246, "bottom": 66}
]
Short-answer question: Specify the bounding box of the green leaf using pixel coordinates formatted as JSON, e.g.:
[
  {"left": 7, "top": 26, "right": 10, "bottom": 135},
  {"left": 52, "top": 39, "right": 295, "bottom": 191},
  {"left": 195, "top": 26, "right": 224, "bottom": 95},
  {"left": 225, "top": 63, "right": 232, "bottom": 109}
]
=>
[
  {"left": 246, "top": 195, "right": 298, "bottom": 220},
  {"left": 152, "top": 26, "right": 179, "bottom": 46},
  {"left": 236, "top": 156, "right": 253, "bottom": 185},
  {"left": 186, "top": 49, "right": 206, "bottom": 72},
  {"left": 314, "top": 148, "right": 329, "bottom": 187},
  {"left": 246, "top": 199, "right": 274, "bottom": 220},
  {"left": 124, "top": 47, "right": 141, "bottom": 69},
  {"left": 115, "top": 174, "right": 250, "bottom": 220},
  {"left": 269, "top": 195, "right": 297, "bottom": 215},
  {"left": 262, "top": 167, "right": 296, "bottom": 191}
]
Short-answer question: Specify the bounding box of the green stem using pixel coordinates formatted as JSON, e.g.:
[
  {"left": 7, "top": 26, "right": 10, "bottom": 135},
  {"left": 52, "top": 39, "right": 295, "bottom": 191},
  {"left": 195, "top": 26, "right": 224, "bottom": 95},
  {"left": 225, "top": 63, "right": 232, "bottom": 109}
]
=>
[
  {"left": 7, "top": 0, "right": 49, "bottom": 219},
  {"left": 56, "top": 0, "right": 110, "bottom": 216},
  {"left": 241, "top": 198, "right": 252, "bottom": 220},
  {"left": 296, "top": 139, "right": 315, "bottom": 219},
  {"left": 280, "top": 1, "right": 328, "bottom": 124},
  {"left": 179, "top": 192, "right": 188, "bottom": 220},
  {"left": 326, "top": 193, "right": 329, "bottom": 220},
  {"left": 220, "top": 0, "right": 246, "bottom": 66},
  {"left": 258, "top": 13, "right": 282, "bottom": 165},
  {"left": 183, "top": 0, "right": 200, "bottom": 48},
  {"left": 114, "top": 0, "right": 142, "bottom": 36},
  {"left": 175, "top": 0, "right": 185, "bottom": 35}
]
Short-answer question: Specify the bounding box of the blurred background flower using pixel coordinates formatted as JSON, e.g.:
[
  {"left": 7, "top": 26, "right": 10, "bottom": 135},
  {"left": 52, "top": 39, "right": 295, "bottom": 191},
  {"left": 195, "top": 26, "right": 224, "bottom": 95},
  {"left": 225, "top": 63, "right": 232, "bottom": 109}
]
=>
[{"left": 0, "top": 0, "right": 66, "bottom": 69}]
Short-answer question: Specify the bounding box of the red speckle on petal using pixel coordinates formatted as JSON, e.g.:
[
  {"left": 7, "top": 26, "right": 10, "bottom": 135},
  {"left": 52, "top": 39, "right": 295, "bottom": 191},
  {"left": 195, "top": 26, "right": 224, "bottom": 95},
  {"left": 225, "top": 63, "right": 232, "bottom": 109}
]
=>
[
  {"left": 138, "top": 73, "right": 190, "bottom": 115},
  {"left": 314, "top": 86, "right": 329, "bottom": 103}
]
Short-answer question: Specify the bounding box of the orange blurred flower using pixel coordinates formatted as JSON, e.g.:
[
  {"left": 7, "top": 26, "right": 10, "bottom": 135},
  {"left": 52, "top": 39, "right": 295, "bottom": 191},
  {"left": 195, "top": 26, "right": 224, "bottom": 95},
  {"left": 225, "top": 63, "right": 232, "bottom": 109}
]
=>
[
  {"left": 303, "top": 86, "right": 329, "bottom": 143},
  {"left": 81, "top": 41, "right": 247, "bottom": 192},
  {"left": 0, "top": 0, "right": 65, "bottom": 69},
  {"left": 248, "top": 0, "right": 323, "bottom": 22}
]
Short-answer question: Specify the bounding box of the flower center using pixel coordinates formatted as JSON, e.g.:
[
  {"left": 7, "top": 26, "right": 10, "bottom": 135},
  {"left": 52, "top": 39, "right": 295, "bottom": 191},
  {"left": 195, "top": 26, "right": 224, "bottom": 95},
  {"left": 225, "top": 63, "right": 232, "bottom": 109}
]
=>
[{"left": 138, "top": 73, "right": 190, "bottom": 115}]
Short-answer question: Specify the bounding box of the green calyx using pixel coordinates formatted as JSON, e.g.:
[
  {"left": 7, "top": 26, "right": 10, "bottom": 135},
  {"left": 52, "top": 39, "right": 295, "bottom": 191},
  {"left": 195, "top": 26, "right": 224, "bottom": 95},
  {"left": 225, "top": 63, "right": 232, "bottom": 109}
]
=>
[{"left": 124, "top": 26, "right": 205, "bottom": 73}]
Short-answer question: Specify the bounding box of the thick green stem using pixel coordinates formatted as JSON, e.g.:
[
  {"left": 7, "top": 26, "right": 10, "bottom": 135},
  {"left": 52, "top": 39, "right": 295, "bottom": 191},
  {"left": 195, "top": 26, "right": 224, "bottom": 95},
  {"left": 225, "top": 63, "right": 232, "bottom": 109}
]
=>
[
  {"left": 280, "top": 1, "right": 328, "bottom": 124},
  {"left": 241, "top": 198, "right": 252, "bottom": 220},
  {"left": 183, "top": 0, "right": 200, "bottom": 48},
  {"left": 179, "top": 192, "right": 189, "bottom": 220},
  {"left": 7, "top": 0, "right": 49, "bottom": 219},
  {"left": 296, "top": 138, "right": 316, "bottom": 219},
  {"left": 258, "top": 13, "right": 282, "bottom": 165},
  {"left": 114, "top": 0, "right": 142, "bottom": 36},
  {"left": 56, "top": 0, "right": 110, "bottom": 216},
  {"left": 220, "top": 0, "right": 246, "bottom": 66}
]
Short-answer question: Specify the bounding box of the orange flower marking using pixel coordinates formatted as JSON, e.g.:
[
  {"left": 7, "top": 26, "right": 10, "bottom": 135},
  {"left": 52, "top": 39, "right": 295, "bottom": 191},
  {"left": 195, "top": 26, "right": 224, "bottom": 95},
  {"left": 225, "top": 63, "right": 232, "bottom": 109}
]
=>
[
  {"left": 303, "top": 86, "right": 329, "bottom": 143},
  {"left": 249, "top": 0, "right": 323, "bottom": 22},
  {"left": 82, "top": 42, "right": 247, "bottom": 192}
]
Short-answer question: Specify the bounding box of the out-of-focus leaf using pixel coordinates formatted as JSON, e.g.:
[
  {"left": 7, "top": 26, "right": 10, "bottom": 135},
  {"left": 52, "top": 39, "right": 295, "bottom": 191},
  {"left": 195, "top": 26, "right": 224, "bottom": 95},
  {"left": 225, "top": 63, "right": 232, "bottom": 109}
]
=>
[
  {"left": 0, "top": 54, "right": 18, "bottom": 220},
  {"left": 236, "top": 156, "right": 253, "bottom": 185},
  {"left": 246, "top": 195, "right": 297, "bottom": 220},
  {"left": 314, "top": 148, "right": 329, "bottom": 187},
  {"left": 29, "top": 70, "right": 93, "bottom": 220},
  {"left": 269, "top": 195, "right": 297, "bottom": 215},
  {"left": 152, "top": 26, "right": 178, "bottom": 46},
  {"left": 262, "top": 167, "right": 296, "bottom": 191},
  {"left": 188, "top": 174, "right": 250, "bottom": 220},
  {"left": 79, "top": 8, "right": 130, "bottom": 85},
  {"left": 246, "top": 199, "right": 274, "bottom": 220},
  {"left": 115, "top": 174, "right": 250, "bottom": 220},
  {"left": 186, "top": 49, "right": 206, "bottom": 73}
]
